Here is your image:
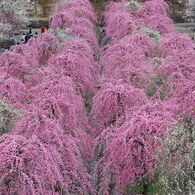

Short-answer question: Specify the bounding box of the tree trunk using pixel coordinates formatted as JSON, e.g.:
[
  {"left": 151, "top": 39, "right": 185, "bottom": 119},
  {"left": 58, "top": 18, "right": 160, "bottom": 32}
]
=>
[
  {"left": 172, "top": 0, "right": 175, "bottom": 16},
  {"left": 143, "top": 183, "right": 148, "bottom": 195}
]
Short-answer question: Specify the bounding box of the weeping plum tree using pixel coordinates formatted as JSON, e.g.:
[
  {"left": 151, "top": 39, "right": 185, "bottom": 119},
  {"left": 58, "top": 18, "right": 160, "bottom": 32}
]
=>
[
  {"left": 0, "top": 22, "right": 12, "bottom": 41},
  {"left": 28, "top": 76, "right": 90, "bottom": 132},
  {"left": 10, "top": 44, "right": 39, "bottom": 69},
  {"left": 67, "top": 24, "right": 100, "bottom": 52},
  {"left": 11, "top": 114, "right": 93, "bottom": 194},
  {"left": 93, "top": 1, "right": 195, "bottom": 195},
  {"left": 91, "top": 80, "right": 148, "bottom": 132},
  {"left": 60, "top": 6, "right": 97, "bottom": 24},
  {"left": 50, "top": 13, "right": 94, "bottom": 36},
  {"left": 0, "top": 33, "right": 62, "bottom": 86},
  {"left": 49, "top": 0, "right": 99, "bottom": 52},
  {"left": 51, "top": 0, "right": 97, "bottom": 23},
  {"left": 143, "top": 15, "right": 175, "bottom": 34},
  {"left": 0, "top": 134, "right": 66, "bottom": 194},
  {"left": 122, "top": 31, "right": 157, "bottom": 54},
  {"left": 60, "top": 0, "right": 96, "bottom": 13},
  {"left": 48, "top": 39, "right": 99, "bottom": 94},
  {"left": 104, "top": 0, "right": 175, "bottom": 43},
  {"left": 101, "top": 37, "right": 154, "bottom": 88},
  {"left": 27, "top": 33, "right": 61, "bottom": 65},
  {"left": 104, "top": 1, "right": 124, "bottom": 15},
  {"left": 165, "top": 80, "right": 195, "bottom": 118},
  {"left": 158, "top": 32, "right": 194, "bottom": 58},
  {"left": 104, "top": 10, "right": 137, "bottom": 41},
  {"left": 0, "top": 76, "right": 29, "bottom": 109},
  {"left": 159, "top": 49, "right": 195, "bottom": 81},
  {"left": 0, "top": 0, "right": 194, "bottom": 194},
  {"left": 0, "top": 0, "right": 97, "bottom": 194},
  {"left": 26, "top": 72, "right": 93, "bottom": 164},
  {"left": 137, "top": 0, "right": 169, "bottom": 17},
  {"left": 96, "top": 102, "right": 177, "bottom": 194},
  {"left": 0, "top": 52, "right": 31, "bottom": 82},
  {"left": 50, "top": 11, "right": 78, "bottom": 29}
]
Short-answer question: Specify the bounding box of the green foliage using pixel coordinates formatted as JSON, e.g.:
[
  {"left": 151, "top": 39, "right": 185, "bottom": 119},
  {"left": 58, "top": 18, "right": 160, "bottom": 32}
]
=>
[
  {"left": 0, "top": 100, "right": 21, "bottom": 136},
  {"left": 156, "top": 118, "right": 195, "bottom": 194},
  {"left": 126, "top": 183, "right": 164, "bottom": 195},
  {"left": 124, "top": 0, "right": 142, "bottom": 10},
  {"left": 143, "top": 27, "right": 161, "bottom": 41},
  {"left": 145, "top": 75, "right": 168, "bottom": 100}
]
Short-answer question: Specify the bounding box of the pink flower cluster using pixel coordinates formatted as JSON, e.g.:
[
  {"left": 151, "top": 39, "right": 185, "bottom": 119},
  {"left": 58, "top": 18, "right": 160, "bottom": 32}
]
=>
[
  {"left": 0, "top": 0, "right": 194, "bottom": 194},
  {"left": 50, "top": 0, "right": 99, "bottom": 52},
  {"left": 0, "top": 0, "right": 98, "bottom": 194},
  {"left": 91, "top": 0, "right": 195, "bottom": 194}
]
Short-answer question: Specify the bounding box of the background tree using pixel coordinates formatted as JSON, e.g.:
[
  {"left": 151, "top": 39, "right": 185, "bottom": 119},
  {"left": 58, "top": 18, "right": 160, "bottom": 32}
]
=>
[
  {"left": 38, "top": 0, "right": 52, "bottom": 17},
  {"left": 184, "top": 0, "right": 195, "bottom": 22},
  {"left": 0, "top": 0, "right": 32, "bottom": 40}
]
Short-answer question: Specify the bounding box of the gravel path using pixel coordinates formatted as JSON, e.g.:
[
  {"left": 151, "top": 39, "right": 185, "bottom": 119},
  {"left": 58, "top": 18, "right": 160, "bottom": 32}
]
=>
[
  {"left": 13, "top": 28, "right": 41, "bottom": 43},
  {"left": 174, "top": 23, "right": 195, "bottom": 37},
  {"left": 0, "top": 28, "right": 42, "bottom": 56}
]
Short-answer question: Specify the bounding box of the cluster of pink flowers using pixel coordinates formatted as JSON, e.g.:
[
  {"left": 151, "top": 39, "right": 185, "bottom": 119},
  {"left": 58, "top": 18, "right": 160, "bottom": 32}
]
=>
[
  {"left": 50, "top": 0, "right": 99, "bottom": 53},
  {"left": 91, "top": 0, "right": 195, "bottom": 194},
  {"left": 0, "top": 0, "right": 194, "bottom": 194},
  {"left": 0, "top": 0, "right": 98, "bottom": 194}
]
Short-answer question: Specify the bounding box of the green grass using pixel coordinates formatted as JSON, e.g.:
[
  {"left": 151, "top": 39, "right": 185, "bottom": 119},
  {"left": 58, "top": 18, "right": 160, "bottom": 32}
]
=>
[{"left": 126, "top": 184, "right": 164, "bottom": 195}]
